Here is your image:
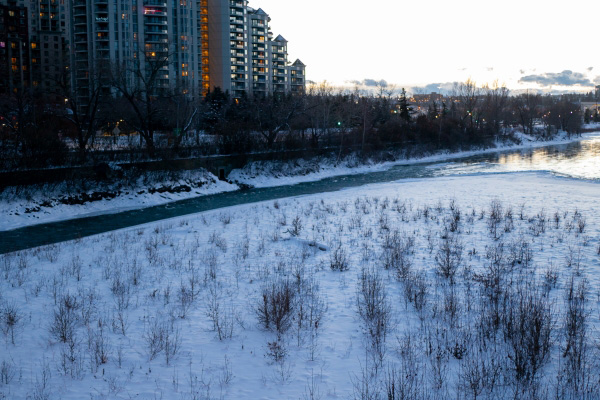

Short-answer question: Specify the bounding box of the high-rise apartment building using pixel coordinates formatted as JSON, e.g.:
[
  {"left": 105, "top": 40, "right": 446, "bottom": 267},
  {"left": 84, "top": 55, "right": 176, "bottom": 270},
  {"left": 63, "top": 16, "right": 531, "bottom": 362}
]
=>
[
  {"left": 247, "top": 7, "right": 269, "bottom": 96},
  {"left": 0, "top": 0, "right": 304, "bottom": 104},
  {"left": 203, "top": 0, "right": 304, "bottom": 98},
  {"left": 0, "top": 3, "right": 31, "bottom": 94}
]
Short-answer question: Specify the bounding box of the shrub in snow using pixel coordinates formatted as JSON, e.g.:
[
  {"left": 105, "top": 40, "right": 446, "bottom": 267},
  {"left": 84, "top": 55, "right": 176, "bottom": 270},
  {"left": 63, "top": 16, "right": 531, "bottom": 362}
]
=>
[
  {"left": 206, "top": 284, "right": 236, "bottom": 341},
  {"left": 329, "top": 243, "right": 349, "bottom": 271},
  {"left": 356, "top": 267, "right": 392, "bottom": 367},
  {"left": 255, "top": 279, "right": 295, "bottom": 335},
  {"left": 49, "top": 294, "right": 79, "bottom": 344},
  {"left": 435, "top": 234, "right": 463, "bottom": 284},
  {"left": 504, "top": 284, "right": 553, "bottom": 386},
  {"left": 1, "top": 302, "right": 20, "bottom": 345}
]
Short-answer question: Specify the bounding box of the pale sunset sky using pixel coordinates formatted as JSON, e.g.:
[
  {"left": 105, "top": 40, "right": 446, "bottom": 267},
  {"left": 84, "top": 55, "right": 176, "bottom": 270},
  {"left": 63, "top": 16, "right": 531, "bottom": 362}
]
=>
[{"left": 255, "top": 0, "right": 599, "bottom": 93}]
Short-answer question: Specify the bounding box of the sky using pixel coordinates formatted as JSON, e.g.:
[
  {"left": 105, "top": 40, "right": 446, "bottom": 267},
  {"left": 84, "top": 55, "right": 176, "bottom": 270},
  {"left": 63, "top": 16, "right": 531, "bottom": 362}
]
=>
[{"left": 253, "top": 0, "right": 599, "bottom": 93}]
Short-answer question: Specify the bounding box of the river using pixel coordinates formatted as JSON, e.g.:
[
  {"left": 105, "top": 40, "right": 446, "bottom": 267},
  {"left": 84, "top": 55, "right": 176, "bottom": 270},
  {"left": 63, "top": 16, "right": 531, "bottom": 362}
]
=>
[{"left": 1, "top": 134, "right": 598, "bottom": 254}]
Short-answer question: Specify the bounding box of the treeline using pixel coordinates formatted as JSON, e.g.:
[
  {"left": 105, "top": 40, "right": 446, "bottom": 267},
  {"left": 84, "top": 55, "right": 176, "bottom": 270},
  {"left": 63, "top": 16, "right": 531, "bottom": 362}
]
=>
[{"left": 0, "top": 76, "right": 587, "bottom": 170}]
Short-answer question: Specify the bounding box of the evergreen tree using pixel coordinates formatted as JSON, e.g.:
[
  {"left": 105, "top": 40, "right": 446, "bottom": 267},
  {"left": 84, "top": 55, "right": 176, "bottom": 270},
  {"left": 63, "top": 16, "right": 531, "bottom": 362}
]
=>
[{"left": 399, "top": 88, "right": 413, "bottom": 123}]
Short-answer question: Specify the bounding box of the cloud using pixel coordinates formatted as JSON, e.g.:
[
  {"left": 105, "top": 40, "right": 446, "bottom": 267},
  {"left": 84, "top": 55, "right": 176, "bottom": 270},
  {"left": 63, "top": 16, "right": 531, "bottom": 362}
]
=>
[
  {"left": 346, "top": 79, "right": 388, "bottom": 87},
  {"left": 518, "top": 70, "right": 593, "bottom": 87},
  {"left": 411, "top": 82, "right": 455, "bottom": 95},
  {"left": 587, "top": 67, "right": 594, "bottom": 72}
]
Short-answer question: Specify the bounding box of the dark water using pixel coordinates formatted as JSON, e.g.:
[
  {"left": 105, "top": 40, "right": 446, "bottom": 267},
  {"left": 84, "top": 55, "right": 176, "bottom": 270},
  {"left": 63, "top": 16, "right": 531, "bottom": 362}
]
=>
[{"left": 1, "top": 134, "right": 598, "bottom": 254}]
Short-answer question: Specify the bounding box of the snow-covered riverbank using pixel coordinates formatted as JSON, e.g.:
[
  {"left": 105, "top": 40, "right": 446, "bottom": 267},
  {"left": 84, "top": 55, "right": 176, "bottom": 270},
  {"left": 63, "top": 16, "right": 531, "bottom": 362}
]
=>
[
  {"left": 1, "top": 129, "right": 598, "bottom": 231},
  {"left": 1, "top": 172, "right": 599, "bottom": 399}
]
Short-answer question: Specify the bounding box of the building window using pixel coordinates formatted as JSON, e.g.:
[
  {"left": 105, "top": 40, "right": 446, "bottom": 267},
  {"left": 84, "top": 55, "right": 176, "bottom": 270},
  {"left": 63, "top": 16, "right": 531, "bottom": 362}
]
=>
[{"left": 31, "top": 43, "right": 37, "bottom": 49}]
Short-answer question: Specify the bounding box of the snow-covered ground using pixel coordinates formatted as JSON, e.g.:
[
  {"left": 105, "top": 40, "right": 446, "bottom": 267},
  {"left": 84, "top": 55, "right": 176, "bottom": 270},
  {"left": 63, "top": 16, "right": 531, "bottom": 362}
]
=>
[
  {"left": 1, "top": 129, "right": 598, "bottom": 232},
  {"left": 1, "top": 172, "right": 599, "bottom": 399}
]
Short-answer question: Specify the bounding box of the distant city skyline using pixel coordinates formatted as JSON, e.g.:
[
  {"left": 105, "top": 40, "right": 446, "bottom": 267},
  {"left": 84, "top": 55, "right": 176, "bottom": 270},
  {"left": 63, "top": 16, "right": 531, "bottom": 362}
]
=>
[{"left": 257, "top": 0, "right": 598, "bottom": 93}]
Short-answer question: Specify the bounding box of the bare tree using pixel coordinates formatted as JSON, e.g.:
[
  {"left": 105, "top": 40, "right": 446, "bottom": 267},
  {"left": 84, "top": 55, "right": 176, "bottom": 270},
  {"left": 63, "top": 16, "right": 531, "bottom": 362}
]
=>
[
  {"left": 60, "top": 61, "right": 109, "bottom": 160},
  {"left": 512, "top": 91, "right": 541, "bottom": 135},
  {"left": 111, "top": 55, "right": 171, "bottom": 155}
]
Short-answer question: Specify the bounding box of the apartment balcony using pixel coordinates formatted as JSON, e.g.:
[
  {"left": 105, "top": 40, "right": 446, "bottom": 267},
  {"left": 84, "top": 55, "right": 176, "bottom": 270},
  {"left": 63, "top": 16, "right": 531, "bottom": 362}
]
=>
[
  {"left": 144, "top": 19, "right": 168, "bottom": 25},
  {"left": 144, "top": 9, "right": 167, "bottom": 17},
  {"left": 144, "top": 0, "right": 167, "bottom": 6},
  {"left": 145, "top": 27, "right": 168, "bottom": 34},
  {"left": 73, "top": 11, "right": 87, "bottom": 19},
  {"left": 73, "top": 8, "right": 87, "bottom": 17},
  {"left": 145, "top": 45, "right": 168, "bottom": 53},
  {"left": 145, "top": 36, "right": 168, "bottom": 43},
  {"left": 230, "top": 0, "right": 244, "bottom": 7}
]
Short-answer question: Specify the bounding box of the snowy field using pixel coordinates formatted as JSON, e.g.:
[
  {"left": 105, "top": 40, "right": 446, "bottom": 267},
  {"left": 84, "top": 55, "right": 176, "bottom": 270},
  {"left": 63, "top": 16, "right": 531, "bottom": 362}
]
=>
[
  {"left": 2, "top": 130, "right": 598, "bottom": 232},
  {"left": 1, "top": 172, "right": 600, "bottom": 399}
]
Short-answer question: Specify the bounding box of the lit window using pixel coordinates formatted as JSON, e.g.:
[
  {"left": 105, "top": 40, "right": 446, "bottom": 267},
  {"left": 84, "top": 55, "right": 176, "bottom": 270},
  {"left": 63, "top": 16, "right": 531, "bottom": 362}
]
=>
[
  {"left": 31, "top": 43, "right": 37, "bottom": 49},
  {"left": 181, "top": 71, "right": 188, "bottom": 76}
]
